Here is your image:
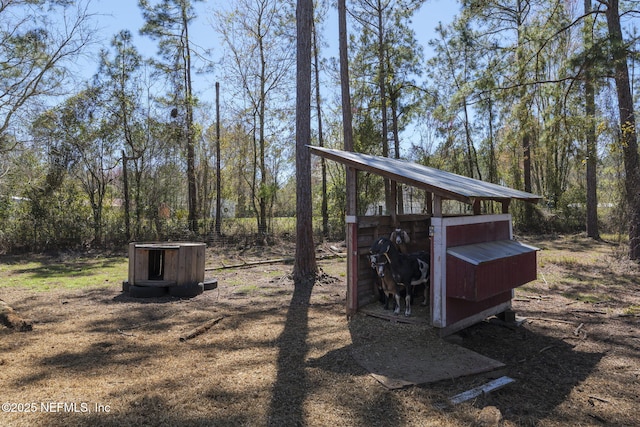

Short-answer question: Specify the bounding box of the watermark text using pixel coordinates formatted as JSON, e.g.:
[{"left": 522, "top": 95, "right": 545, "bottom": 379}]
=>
[{"left": 2, "top": 401, "right": 111, "bottom": 413}]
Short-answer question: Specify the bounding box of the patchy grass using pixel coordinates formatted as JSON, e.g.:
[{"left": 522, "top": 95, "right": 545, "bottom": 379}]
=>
[
  {"left": 549, "top": 255, "right": 581, "bottom": 267},
  {"left": 0, "top": 254, "right": 127, "bottom": 291},
  {"left": 318, "top": 258, "right": 347, "bottom": 278},
  {"left": 235, "top": 284, "right": 260, "bottom": 295},
  {"left": 561, "top": 291, "right": 610, "bottom": 304},
  {"left": 600, "top": 232, "right": 629, "bottom": 243},
  {"left": 623, "top": 305, "right": 640, "bottom": 315}
]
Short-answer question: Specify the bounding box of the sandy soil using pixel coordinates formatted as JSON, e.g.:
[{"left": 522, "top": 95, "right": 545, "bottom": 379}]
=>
[{"left": 0, "top": 235, "right": 638, "bottom": 426}]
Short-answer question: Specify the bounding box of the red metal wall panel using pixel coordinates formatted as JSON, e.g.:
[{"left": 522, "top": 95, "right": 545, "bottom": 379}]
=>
[
  {"left": 446, "top": 220, "right": 511, "bottom": 247},
  {"left": 446, "top": 291, "right": 512, "bottom": 325},
  {"left": 447, "top": 251, "right": 537, "bottom": 301}
]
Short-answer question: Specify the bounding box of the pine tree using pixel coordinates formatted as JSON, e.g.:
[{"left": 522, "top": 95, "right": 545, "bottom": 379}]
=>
[
  {"left": 139, "top": 0, "right": 202, "bottom": 235},
  {"left": 293, "top": 0, "right": 318, "bottom": 284}
]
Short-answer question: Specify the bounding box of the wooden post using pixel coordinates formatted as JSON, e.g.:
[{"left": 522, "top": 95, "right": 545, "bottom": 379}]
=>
[
  {"left": 346, "top": 218, "right": 358, "bottom": 316},
  {"left": 473, "top": 199, "right": 481, "bottom": 215},
  {"left": 426, "top": 192, "right": 433, "bottom": 216},
  {"left": 433, "top": 195, "right": 443, "bottom": 218},
  {"left": 346, "top": 168, "right": 358, "bottom": 318},
  {"left": 502, "top": 199, "right": 511, "bottom": 214}
]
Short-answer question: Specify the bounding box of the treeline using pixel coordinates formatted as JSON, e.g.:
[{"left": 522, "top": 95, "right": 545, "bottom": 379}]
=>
[{"left": 0, "top": 0, "right": 639, "bottom": 257}]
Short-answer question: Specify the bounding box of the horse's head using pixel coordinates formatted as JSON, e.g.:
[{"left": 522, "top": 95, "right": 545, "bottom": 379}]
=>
[
  {"left": 370, "top": 236, "right": 396, "bottom": 278},
  {"left": 391, "top": 228, "right": 410, "bottom": 246},
  {"left": 370, "top": 236, "right": 392, "bottom": 254},
  {"left": 369, "top": 252, "right": 390, "bottom": 278}
]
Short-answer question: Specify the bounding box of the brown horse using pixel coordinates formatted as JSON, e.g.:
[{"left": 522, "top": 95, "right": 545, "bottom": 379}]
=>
[{"left": 370, "top": 237, "right": 429, "bottom": 316}]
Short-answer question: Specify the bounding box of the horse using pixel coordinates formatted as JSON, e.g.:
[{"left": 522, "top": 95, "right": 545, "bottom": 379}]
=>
[
  {"left": 369, "top": 254, "right": 406, "bottom": 314},
  {"left": 370, "top": 237, "right": 430, "bottom": 316}
]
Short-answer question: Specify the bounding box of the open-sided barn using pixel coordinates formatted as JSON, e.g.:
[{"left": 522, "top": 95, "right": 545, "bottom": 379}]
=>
[{"left": 309, "top": 146, "right": 542, "bottom": 335}]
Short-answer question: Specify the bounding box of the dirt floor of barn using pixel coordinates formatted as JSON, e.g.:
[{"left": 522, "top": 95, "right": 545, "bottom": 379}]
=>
[{"left": 1, "top": 235, "right": 639, "bottom": 426}]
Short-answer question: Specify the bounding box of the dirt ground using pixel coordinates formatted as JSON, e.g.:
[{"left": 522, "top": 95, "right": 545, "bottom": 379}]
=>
[{"left": 1, "top": 235, "right": 639, "bottom": 426}]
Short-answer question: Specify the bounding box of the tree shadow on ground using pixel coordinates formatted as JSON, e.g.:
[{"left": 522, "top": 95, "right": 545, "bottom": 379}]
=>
[
  {"left": 446, "top": 320, "right": 606, "bottom": 425},
  {"left": 266, "top": 276, "right": 315, "bottom": 426},
  {"left": 308, "top": 310, "right": 606, "bottom": 426}
]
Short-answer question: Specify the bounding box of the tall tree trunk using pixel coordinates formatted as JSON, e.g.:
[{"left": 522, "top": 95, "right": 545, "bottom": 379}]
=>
[
  {"left": 389, "top": 92, "right": 403, "bottom": 214},
  {"left": 375, "top": 0, "right": 393, "bottom": 215},
  {"left": 134, "top": 165, "right": 143, "bottom": 239},
  {"left": 312, "top": 19, "right": 329, "bottom": 238},
  {"left": 293, "top": 0, "right": 318, "bottom": 282},
  {"left": 182, "top": 5, "right": 198, "bottom": 236},
  {"left": 339, "top": 0, "right": 357, "bottom": 316},
  {"left": 487, "top": 93, "right": 497, "bottom": 183},
  {"left": 259, "top": 28, "right": 268, "bottom": 239},
  {"left": 462, "top": 97, "right": 482, "bottom": 180},
  {"left": 251, "top": 115, "right": 260, "bottom": 230},
  {"left": 605, "top": 0, "right": 640, "bottom": 259},
  {"left": 215, "top": 82, "right": 222, "bottom": 237},
  {"left": 515, "top": 0, "right": 533, "bottom": 226},
  {"left": 486, "top": 91, "right": 497, "bottom": 213},
  {"left": 122, "top": 150, "right": 131, "bottom": 241},
  {"left": 584, "top": 0, "right": 599, "bottom": 239}
]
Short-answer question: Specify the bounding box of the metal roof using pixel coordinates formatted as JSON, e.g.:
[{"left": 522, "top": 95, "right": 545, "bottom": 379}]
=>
[
  {"left": 447, "top": 240, "right": 539, "bottom": 265},
  {"left": 308, "top": 146, "right": 541, "bottom": 205}
]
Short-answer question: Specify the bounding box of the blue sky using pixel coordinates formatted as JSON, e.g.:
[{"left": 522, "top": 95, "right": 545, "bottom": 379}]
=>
[
  {"left": 87, "top": 0, "right": 459, "bottom": 83},
  {"left": 85, "top": 0, "right": 458, "bottom": 102}
]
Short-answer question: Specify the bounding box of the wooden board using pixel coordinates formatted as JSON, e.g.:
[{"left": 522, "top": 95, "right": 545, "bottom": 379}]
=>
[
  {"left": 349, "top": 313, "right": 504, "bottom": 389},
  {"left": 449, "top": 376, "right": 515, "bottom": 404}
]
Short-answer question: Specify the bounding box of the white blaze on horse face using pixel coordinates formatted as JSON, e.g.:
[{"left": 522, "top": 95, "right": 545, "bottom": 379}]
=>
[
  {"left": 392, "top": 228, "right": 410, "bottom": 246},
  {"left": 376, "top": 262, "right": 386, "bottom": 278},
  {"left": 369, "top": 254, "right": 387, "bottom": 278},
  {"left": 394, "top": 229, "right": 403, "bottom": 245}
]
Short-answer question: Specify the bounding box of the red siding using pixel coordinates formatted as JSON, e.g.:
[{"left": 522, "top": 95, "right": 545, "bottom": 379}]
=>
[
  {"left": 446, "top": 220, "right": 510, "bottom": 247},
  {"left": 446, "top": 251, "right": 537, "bottom": 301},
  {"left": 446, "top": 291, "right": 512, "bottom": 325}
]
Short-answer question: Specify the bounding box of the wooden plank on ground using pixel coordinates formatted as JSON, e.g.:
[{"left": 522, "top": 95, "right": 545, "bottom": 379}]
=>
[
  {"left": 179, "top": 316, "right": 226, "bottom": 342},
  {"left": 0, "top": 300, "right": 32, "bottom": 332},
  {"left": 449, "top": 376, "right": 515, "bottom": 405}
]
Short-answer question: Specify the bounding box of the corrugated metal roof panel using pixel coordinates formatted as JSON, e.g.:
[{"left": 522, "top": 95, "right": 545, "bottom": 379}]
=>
[
  {"left": 446, "top": 240, "right": 539, "bottom": 265},
  {"left": 309, "top": 146, "right": 541, "bottom": 203}
]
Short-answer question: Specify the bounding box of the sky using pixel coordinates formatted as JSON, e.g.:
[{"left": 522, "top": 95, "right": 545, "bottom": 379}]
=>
[{"left": 85, "top": 0, "right": 459, "bottom": 105}]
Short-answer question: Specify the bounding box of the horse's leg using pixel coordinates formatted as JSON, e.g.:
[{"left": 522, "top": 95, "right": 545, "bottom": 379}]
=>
[
  {"left": 393, "top": 293, "right": 401, "bottom": 315},
  {"left": 421, "top": 284, "right": 428, "bottom": 306},
  {"left": 385, "top": 292, "right": 394, "bottom": 310},
  {"left": 405, "top": 292, "right": 412, "bottom": 316}
]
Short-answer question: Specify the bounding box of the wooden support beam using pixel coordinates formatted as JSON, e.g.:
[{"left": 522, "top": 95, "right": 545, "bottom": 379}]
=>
[
  {"left": 426, "top": 192, "right": 433, "bottom": 215},
  {"left": 502, "top": 199, "right": 511, "bottom": 213},
  {"left": 433, "top": 195, "right": 442, "bottom": 217},
  {"left": 390, "top": 179, "right": 398, "bottom": 226},
  {"left": 473, "top": 199, "right": 481, "bottom": 215}
]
